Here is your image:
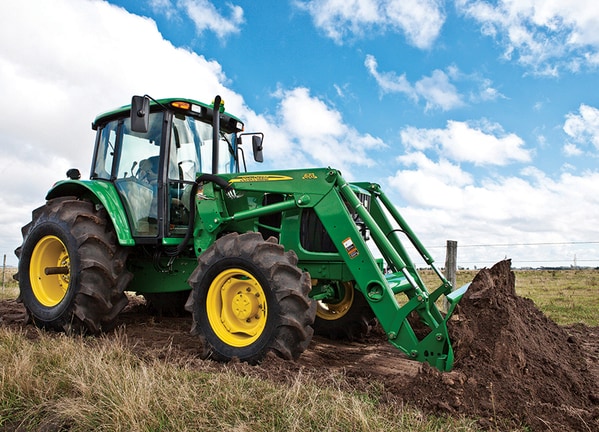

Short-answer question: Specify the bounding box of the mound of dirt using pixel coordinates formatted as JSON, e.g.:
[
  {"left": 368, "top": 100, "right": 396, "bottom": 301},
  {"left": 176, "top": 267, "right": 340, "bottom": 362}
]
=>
[{"left": 398, "top": 260, "right": 599, "bottom": 431}]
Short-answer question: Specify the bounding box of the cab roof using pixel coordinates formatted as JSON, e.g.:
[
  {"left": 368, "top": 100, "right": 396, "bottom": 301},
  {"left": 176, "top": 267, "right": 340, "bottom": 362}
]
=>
[{"left": 92, "top": 97, "right": 244, "bottom": 133}]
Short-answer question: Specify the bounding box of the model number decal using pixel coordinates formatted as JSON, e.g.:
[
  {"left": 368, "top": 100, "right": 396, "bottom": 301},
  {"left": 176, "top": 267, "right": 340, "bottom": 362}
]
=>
[
  {"left": 342, "top": 237, "right": 359, "bottom": 259},
  {"left": 229, "top": 175, "right": 293, "bottom": 183}
]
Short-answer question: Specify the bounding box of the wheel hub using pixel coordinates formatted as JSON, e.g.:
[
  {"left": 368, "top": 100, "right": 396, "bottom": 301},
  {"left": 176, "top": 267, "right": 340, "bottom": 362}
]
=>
[
  {"left": 207, "top": 268, "right": 267, "bottom": 347},
  {"left": 232, "top": 291, "right": 260, "bottom": 320},
  {"left": 30, "top": 235, "right": 70, "bottom": 307}
]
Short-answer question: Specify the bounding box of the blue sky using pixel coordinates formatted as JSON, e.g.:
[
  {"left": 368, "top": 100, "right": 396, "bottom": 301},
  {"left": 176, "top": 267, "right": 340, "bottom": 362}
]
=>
[{"left": 1, "top": 0, "right": 599, "bottom": 268}]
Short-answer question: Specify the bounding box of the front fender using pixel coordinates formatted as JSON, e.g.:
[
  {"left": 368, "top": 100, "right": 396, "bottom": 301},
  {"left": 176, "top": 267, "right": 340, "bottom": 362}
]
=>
[{"left": 46, "top": 179, "right": 135, "bottom": 246}]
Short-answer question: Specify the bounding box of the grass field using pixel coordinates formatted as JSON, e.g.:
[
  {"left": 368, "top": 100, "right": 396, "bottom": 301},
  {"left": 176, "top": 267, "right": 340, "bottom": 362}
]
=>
[
  {"left": 514, "top": 268, "right": 599, "bottom": 325},
  {"left": 1, "top": 267, "right": 597, "bottom": 431}
]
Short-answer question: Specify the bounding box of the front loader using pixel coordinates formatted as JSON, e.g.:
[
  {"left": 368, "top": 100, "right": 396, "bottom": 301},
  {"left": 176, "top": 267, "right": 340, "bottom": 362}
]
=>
[{"left": 15, "top": 95, "right": 468, "bottom": 371}]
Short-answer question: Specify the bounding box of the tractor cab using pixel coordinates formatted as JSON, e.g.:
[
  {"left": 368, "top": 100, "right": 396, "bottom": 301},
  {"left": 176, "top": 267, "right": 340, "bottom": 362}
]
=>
[{"left": 90, "top": 96, "right": 262, "bottom": 242}]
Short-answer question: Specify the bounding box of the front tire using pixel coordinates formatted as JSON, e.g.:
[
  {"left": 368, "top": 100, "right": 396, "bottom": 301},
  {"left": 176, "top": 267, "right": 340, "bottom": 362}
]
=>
[
  {"left": 16, "top": 197, "right": 132, "bottom": 333},
  {"left": 188, "top": 232, "right": 316, "bottom": 363}
]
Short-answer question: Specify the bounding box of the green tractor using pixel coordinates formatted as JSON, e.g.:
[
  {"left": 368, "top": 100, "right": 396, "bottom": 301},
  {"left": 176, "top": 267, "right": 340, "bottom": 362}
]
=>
[{"left": 15, "top": 95, "right": 468, "bottom": 371}]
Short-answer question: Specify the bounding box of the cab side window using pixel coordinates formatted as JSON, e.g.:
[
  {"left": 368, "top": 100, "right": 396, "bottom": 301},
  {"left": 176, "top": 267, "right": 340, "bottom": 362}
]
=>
[
  {"left": 91, "top": 121, "right": 118, "bottom": 180},
  {"left": 113, "top": 113, "right": 164, "bottom": 236}
]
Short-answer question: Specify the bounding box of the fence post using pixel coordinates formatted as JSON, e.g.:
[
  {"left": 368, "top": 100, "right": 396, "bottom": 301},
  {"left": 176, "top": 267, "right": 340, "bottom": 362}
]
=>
[
  {"left": 1, "top": 254, "right": 5, "bottom": 292},
  {"left": 443, "top": 240, "right": 457, "bottom": 311}
]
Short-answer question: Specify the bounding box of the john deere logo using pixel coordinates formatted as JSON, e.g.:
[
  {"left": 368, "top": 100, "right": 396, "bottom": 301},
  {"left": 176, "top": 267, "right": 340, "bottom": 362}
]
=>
[{"left": 229, "top": 175, "right": 293, "bottom": 183}]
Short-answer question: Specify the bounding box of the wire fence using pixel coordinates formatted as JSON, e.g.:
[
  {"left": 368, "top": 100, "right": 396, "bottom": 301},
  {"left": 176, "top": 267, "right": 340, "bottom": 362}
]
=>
[{"left": 427, "top": 241, "right": 599, "bottom": 268}]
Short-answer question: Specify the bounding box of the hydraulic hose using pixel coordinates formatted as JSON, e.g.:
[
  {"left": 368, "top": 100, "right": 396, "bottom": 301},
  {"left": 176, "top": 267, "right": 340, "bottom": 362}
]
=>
[{"left": 164, "top": 173, "right": 235, "bottom": 257}]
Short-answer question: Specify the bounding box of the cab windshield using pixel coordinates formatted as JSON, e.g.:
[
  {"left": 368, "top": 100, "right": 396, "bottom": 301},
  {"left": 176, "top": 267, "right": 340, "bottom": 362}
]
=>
[{"left": 170, "top": 113, "right": 236, "bottom": 177}]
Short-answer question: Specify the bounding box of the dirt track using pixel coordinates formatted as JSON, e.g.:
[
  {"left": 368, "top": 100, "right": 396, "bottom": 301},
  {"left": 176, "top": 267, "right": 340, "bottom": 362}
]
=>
[{"left": 1, "top": 260, "right": 598, "bottom": 431}]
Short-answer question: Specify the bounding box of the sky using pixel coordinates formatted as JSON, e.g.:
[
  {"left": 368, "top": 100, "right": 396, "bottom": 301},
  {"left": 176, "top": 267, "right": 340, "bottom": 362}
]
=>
[{"left": 1, "top": 0, "right": 599, "bottom": 269}]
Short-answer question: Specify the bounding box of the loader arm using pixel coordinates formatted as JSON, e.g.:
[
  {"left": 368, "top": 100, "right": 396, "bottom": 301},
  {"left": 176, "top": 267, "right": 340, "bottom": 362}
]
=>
[{"left": 312, "top": 172, "right": 467, "bottom": 371}]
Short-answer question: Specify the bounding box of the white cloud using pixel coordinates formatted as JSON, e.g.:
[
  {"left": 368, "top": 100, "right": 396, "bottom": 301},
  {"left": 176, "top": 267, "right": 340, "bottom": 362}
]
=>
[
  {"left": 0, "top": 0, "right": 233, "bottom": 167},
  {"left": 471, "top": 78, "right": 505, "bottom": 103},
  {"left": 272, "top": 87, "right": 387, "bottom": 175},
  {"left": 149, "top": 0, "right": 244, "bottom": 39},
  {"left": 149, "top": 0, "right": 177, "bottom": 20},
  {"left": 180, "top": 0, "right": 244, "bottom": 39},
  {"left": 364, "top": 55, "right": 415, "bottom": 96},
  {"left": 563, "top": 143, "right": 583, "bottom": 157},
  {"left": 295, "top": 0, "right": 445, "bottom": 49},
  {"left": 456, "top": 0, "right": 599, "bottom": 74},
  {"left": 390, "top": 153, "right": 472, "bottom": 209},
  {"left": 414, "top": 70, "right": 464, "bottom": 112},
  {"left": 365, "top": 55, "right": 463, "bottom": 111},
  {"left": 387, "top": 154, "right": 599, "bottom": 268},
  {"left": 400, "top": 120, "right": 531, "bottom": 165},
  {"left": 563, "top": 104, "right": 599, "bottom": 151}
]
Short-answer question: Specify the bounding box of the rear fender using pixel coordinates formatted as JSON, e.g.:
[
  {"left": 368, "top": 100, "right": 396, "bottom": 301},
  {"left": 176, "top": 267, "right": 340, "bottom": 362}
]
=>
[{"left": 46, "top": 180, "right": 135, "bottom": 246}]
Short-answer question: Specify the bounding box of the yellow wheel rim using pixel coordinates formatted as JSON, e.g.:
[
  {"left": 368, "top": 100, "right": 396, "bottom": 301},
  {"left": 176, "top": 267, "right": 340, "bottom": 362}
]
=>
[
  {"left": 206, "top": 268, "right": 268, "bottom": 347},
  {"left": 29, "top": 235, "right": 70, "bottom": 307},
  {"left": 316, "top": 282, "right": 354, "bottom": 321}
]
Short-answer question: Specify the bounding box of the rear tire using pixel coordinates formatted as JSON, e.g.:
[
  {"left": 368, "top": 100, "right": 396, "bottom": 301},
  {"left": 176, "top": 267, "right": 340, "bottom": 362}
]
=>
[
  {"left": 313, "top": 282, "right": 375, "bottom": 340},
  {"left": 16, "top": 197, "right": 132, "bottom": 333},
  {"left": 188, "top": 232, "right": 316, "bottom": 363}
]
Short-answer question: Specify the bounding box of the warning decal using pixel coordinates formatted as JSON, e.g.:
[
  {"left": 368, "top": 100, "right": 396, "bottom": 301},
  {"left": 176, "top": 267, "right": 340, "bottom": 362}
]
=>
[{"left": 342, "top": 237, "right": 359, "bottom": 259}]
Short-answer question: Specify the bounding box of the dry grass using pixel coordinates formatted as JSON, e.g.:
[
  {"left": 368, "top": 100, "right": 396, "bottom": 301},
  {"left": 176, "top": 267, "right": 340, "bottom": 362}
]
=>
[{"left": 0, "top": 329, "right": 478, "bottom": 431}]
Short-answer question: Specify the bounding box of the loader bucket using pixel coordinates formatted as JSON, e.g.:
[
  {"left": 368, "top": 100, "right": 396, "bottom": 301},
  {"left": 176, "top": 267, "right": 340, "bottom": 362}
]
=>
[{"left": 384, "top": 270, "right": 470, "bottom": 371}]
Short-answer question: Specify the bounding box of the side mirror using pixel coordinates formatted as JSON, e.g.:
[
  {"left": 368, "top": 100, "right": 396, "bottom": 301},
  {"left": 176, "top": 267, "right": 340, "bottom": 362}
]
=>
[
  {"left": 252, "top": 135, "right": 264, "bottom": 163},
  {"left": 130, "top": 95, "right": 150, "bottom": 133},
  {"left": 66, "top": 168, "right": 81, "bottom": 180}
]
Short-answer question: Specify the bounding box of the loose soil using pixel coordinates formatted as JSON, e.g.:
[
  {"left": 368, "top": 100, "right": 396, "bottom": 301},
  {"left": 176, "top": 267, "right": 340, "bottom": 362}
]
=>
[{"left": 1, "top": 260, "right": 598, "bottom": 431}]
